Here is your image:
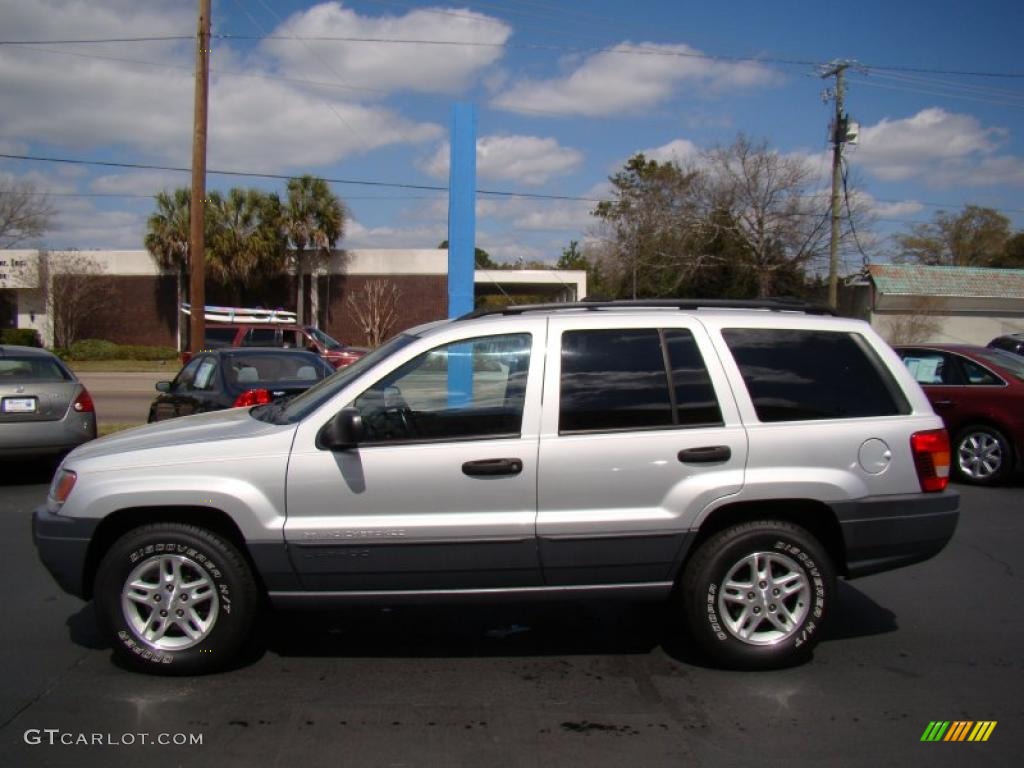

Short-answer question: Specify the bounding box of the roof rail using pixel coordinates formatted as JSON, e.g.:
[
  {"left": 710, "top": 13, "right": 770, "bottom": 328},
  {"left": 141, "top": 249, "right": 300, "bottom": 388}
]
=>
[{"left": 458, "top": 297, "right": 836, "bottom": 320}]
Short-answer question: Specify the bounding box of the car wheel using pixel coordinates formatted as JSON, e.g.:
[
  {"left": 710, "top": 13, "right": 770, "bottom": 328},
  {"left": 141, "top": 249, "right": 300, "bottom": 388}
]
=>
[
  {"left": 954, "top": 425, "right": 1013, "bottom": 485},
  {"left": 94, "top": 523, "right": 259, "bottom": 674},
  {"left": 678, "top": 520, "right": 833, "bottom": 670}
]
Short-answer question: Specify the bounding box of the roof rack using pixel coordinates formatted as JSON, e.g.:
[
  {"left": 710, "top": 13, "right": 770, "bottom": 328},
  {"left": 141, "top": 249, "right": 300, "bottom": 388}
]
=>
[{"left": 459, "top": 297, "right": 836, "bottom": 320}]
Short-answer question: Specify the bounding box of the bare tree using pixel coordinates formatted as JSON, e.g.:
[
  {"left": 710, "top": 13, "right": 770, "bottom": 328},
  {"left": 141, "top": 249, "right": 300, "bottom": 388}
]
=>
[
  {"left": 37, "top": 251, "right": 109, "bottom": 349},
  {"left": 880, "top": 296, "right": 945, "bottom": 345},
  {"left": 702, "top": 135, "right": 831, "bottom": 297},
  {"left": 345, "top": 279, "right": 402, "bottom": 348},
  {"left": 0, "top": 178, "right": 56, "bottom": 247}
]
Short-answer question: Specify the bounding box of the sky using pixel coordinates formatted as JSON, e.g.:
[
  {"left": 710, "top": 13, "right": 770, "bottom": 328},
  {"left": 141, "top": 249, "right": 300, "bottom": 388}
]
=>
[{"left": 1, "top": 0, "right": 1023, "bottom": 271}]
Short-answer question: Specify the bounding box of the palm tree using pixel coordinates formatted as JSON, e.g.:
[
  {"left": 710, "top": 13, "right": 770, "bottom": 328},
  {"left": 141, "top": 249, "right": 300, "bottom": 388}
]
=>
[
  {"left": 144, "top": 188, "right": 191, "bottom": 349},
  {"left": 283, "top": 175, "right": 345, "bottom": 327},
  {"left": 206, "top": 188, "right": 287, "bottom": 305}
]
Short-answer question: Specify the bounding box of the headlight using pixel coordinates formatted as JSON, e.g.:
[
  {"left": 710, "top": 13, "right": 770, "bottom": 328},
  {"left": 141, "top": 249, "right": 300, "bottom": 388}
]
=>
[{"left": 47, "top": 469, "right": 77, "bottom": 513}]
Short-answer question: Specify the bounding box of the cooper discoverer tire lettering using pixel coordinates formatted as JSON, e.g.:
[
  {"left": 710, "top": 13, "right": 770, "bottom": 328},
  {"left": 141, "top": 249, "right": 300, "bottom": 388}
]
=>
[
  {"left": 94, "top": 523, "right": 259, "bottom": 675},
  {"left": 679, "top": 519, "right": 834, "bottom": 670}
]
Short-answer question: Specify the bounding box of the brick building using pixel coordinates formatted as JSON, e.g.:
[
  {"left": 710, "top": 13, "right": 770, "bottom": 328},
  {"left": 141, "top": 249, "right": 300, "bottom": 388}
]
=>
[{"left": 0, "top": 249, "right": 586, "bottom": 349}]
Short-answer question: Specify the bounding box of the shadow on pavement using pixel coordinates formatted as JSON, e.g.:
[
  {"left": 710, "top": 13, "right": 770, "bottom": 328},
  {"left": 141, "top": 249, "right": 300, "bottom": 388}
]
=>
[
  {"left": 264, "top": 601, "right": 667, "bottom": 661},
  {"left": 820, "top": 581, "right": 898, "bottom": 643},
  {"left": 0, "top": 457, "right": 59, "bottom": 487},
  {"left": 65, "top": 575, "right": 898, "bottom": 670}
]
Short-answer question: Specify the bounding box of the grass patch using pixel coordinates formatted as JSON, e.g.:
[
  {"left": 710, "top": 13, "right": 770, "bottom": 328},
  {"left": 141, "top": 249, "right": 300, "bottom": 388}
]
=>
[
  {"left": 70, "top": 360, "right": 177, "bottom": 373},
  {"left": 98, "top": 423, "right": 144, "bottom": 437}
]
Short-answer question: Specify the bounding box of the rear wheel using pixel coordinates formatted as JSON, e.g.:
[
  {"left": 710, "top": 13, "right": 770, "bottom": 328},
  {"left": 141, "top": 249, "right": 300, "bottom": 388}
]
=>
[
  {"left": 94, "top": 523, "right": 259, "bottom": 674},
  {"left": 954, "top": 425, "right": 1013, "bottom": 485},
  {"left": 678, "top": 520, "right": 833, "bottom": 669}
]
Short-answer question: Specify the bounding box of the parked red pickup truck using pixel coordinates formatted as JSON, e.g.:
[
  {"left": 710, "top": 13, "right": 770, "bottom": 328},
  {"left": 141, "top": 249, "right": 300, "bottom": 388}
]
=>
[{"left": 183, "top": 323, "right": 367, "bottom": 369}]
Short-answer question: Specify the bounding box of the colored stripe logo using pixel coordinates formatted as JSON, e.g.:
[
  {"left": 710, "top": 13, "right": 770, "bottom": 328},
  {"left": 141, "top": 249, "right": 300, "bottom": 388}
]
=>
[{"left": 921, "top": 721, "right": 997, "bottom": 742}]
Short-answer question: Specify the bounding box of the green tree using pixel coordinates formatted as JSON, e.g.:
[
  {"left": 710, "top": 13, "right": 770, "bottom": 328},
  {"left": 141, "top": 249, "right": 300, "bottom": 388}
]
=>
[
  {"left": 284, "top": 175, "right": 346, "bottom": 325},
  {"left": 895, "top": 205, "right": 1010, "bottom": 267},
  {"left": 207, "top": 188, "right": 287, "bottom": 305},
  {"left": 992, "top": 231, "right": 1024, "bottom": 268},
  {"left": 438, "top": 240, "right": 499, "bottom": 269},
  {"left": 592, "top": 153, "right": 704, "bottom": 298},
  {"left": 144, "top": 188, "right": 195, "bottom": 349},
  {"left": 556, "top": 240, "right": 587, "bottom": 270}
]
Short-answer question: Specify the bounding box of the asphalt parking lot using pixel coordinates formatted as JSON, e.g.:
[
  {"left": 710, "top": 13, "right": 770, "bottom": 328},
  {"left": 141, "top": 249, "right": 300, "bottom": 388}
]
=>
[{"left": 1, "top": 466, "right": 1020, "bottom": 767}]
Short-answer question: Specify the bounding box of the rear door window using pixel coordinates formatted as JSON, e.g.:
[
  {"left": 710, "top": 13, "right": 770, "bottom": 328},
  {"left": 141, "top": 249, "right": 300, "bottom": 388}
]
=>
[
  {"left": 559, "top": 328, "right": 722, "bottom": 433},
  {"left": 724, "top": 328, "right": 909, "bottom": 422},
  {"left": 243, "top": 328, "right": 280, "bottom": 347},
  {"left": 204, "top": 328, "right": 237, "bottom": 348}
]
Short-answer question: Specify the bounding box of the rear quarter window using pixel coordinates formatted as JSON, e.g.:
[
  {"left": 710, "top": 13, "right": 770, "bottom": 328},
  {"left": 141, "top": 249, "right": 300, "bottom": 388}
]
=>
[{"left": 722, "top": 328, "right": 910, "bottom": 422}]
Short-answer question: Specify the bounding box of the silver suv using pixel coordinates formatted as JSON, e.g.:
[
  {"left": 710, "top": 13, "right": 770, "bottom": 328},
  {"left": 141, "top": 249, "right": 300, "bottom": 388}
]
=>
[{"left": 33, "top": 300, "right": 959, "bottom": 673}]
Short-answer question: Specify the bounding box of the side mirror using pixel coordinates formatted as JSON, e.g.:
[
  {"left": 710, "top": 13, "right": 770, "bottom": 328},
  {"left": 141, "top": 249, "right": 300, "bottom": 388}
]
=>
[
  {"left": 316, "top": 407, "right": 364, "bottom": 451},
  {"left": 155, "top": 381, "right": 172, "bottom": 393}
]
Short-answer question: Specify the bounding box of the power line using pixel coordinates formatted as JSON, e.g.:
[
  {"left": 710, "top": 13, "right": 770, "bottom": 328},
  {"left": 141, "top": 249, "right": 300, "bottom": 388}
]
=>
[
  {"left": 0, "top": 36, "right": 192, "bottom": 45},
  {"left": 5, "top": 32, "right": 1022, "bottom": 78},
  {"left": 14, "top": 45, "right": 388, "bottom": 94},
  {"left": 0, "top": 151, "right": 607, "bottom": 202}
]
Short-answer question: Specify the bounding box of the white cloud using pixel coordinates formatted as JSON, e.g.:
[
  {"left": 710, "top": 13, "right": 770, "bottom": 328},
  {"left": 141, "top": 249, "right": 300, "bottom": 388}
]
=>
[
  {"left": 422, "top": 135, "right": 584, "bottom": 186},
  {"left": 208, "top": 79, "right": 442, "bottom": 170},
  {"left": 855, "top": 108, "right": 1024, "bottom": 187},
  {"left": 492, "top": 42, "right": 779, "bottom": 117},
  {"left": 50, "top": 207, "right": 148, "bottom": 250},
  {"left": 872, "top": 199, "right": 926, "bottom": 219},
  {"left": 90, "top": 172, "right": 185, "bottom": 196},
  {"left": 345, "top": 219, "right": 445, "bottom": 250},
  {"left": 640, "top": 138, "right": 701, "bottom": 165},
  {"left": 0, "top": 2, "right": 444, "bottom": 174},
  {"left": 262, "top": 2, "right": 511, "bottom": 95}
]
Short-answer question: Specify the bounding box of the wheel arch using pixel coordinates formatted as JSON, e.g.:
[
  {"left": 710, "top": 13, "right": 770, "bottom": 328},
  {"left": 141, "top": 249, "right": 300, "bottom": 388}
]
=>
[
  {"left": 82, "top": 506, "right": 263, "bottom": 601},
  {"left": 678, "top": 499, "right": 848, "bottom": 579}
]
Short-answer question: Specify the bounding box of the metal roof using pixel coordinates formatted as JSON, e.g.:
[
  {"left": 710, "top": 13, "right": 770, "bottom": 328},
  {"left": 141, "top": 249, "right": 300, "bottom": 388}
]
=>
[{"left": 868, "top": 264, "right": 1024, "bottom": 299}]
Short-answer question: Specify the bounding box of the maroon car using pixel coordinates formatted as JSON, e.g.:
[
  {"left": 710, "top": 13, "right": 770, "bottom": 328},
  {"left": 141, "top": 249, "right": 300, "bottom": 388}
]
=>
[{"left": 897, "top": 344, "right": 1024, "bottom": 485}]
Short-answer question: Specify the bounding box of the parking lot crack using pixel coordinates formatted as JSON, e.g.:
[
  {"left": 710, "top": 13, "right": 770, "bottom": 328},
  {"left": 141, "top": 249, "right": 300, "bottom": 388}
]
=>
[
  {"left": 969, "top": 543, "right": 1019, "bottom": 581},
  {"left": 0, "top": 653, "right": 89, "bottom": 734}
]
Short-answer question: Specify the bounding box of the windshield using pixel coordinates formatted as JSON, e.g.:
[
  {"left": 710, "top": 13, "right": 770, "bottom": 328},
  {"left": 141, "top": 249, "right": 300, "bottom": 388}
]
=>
[
  {"left": 257, "top": 333, "right": 419, "bottom": 424},
  {"left": 974, "top": 348, "right": 1024, "bottom": 380},
  {"left": 307, "top": 326, "right": 343, "bottom": 350}
]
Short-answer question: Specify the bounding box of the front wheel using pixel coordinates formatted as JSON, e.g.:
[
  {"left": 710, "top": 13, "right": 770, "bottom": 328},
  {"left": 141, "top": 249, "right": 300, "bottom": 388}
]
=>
[
  {"left": 678, "top": 520, "right": 834, "bottom": 670},
  {"left": 94, "top": 523, "right": 259, "bottom": 674}
]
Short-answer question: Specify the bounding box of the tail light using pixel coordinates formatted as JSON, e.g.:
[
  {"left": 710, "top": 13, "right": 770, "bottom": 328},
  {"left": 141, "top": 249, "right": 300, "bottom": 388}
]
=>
[
  {"left": 233, "top": 388, "right": 272, "bottom": 407},
  {"left": 72, "top": 388, "right": 94, "bottom": 413},
  {"left": 911, "top": 429, "right": 950, "bottom": 492}
]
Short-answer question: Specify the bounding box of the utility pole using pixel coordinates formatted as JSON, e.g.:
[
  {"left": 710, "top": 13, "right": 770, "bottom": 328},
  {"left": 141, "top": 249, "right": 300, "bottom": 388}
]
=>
[
  {"left": 189, "top": 0, "right": 211, "bottom": 354},
  {"left": 822, "top": 60, "right": 849, "bottom": 310}
]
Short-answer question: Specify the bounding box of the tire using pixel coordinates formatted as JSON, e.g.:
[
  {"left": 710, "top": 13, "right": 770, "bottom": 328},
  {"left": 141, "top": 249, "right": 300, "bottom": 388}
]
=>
[
  {"left": 678, "top": 520, "right": 834, "bottom": 670},
  {"left": 954, "top": 425, "right": 1013, "bottom": 485},
  {"left": 93, "top": 523, "right": 259, "bottom": 674}
]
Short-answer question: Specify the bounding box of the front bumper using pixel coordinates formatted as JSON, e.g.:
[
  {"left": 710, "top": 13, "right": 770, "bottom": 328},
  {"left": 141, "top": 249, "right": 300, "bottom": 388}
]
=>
[
  {"left": 32, "top": 506, "right": 98, "bottom": 599},
  {"left": 833, "top": 491, "right": 960, "bottom": 578}
]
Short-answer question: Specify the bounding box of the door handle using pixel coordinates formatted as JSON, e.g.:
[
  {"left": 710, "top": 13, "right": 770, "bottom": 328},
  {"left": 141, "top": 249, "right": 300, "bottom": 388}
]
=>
[
  {"left": 678, "top": 446, "right": 732, "bottom": 464},
  {"left": 462, "top": 458, "right": 524, "bottom": 477},
  {"left": 933, "top": 400, "right": 955, "bottom": 408}
]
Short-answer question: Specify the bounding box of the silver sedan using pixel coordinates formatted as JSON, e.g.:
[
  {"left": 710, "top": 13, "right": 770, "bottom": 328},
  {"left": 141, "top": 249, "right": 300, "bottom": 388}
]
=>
[{"left": 0, "top": 345, "right": 96, "bottom": 459}]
